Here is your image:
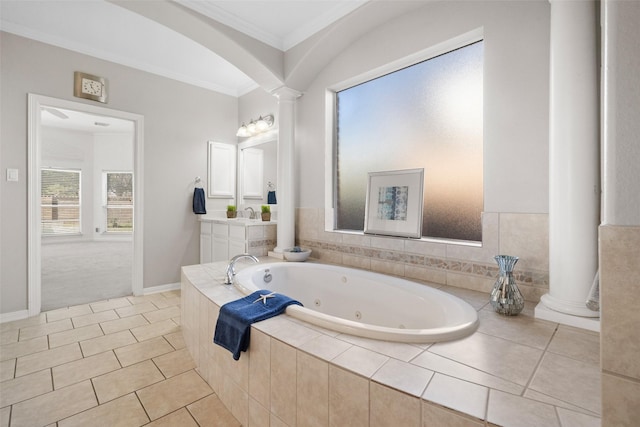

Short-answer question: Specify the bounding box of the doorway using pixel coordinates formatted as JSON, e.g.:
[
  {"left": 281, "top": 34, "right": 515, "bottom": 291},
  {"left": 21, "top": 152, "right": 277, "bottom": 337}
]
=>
[{"left": 28, "top": 94, "right": 144, "bottom": 315}]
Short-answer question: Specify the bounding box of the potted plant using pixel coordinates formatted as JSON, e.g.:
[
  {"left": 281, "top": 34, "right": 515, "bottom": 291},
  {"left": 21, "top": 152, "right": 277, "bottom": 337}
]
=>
[
  {"left": 261, "top": 205, "right": 271, "bottom": 221},
  {"left": 226, "top": 205, "right": 237, "bottom": 219}
]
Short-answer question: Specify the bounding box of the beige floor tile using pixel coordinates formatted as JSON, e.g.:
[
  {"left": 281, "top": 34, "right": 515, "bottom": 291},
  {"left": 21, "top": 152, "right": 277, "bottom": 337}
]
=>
[
  {"left": 488, "top": 389, "right": 560, "bottom": 427},
  {"left": 337, "top": 334, "right": 423, "bottom": 362},
  {"left": 372, "top": 359, "right": 433, "bottom": 397},
  {"left": 547, "top": 326, "right": 600, "bottom": 365},
  {"left": 19, "top": 318, "right": 73, "bottom": 341},
  {"left": 476, "top": 309, "right": 557, "bottom": 350},
  {"left": 1, "top": 406, "right": 9, "bottom": 427},
  {"left": 126, "top": 295, "right": 155, "bottom": 305},
  {"left": 80, "top": 330, "right": 137, "bottom": 357},
  {"left": 0, "top": 335, "right": 48, "bottom": 361},
  {"left": 429, "top": 332, "right": 543, "bottom": 386},
  {"left": 0, "top": 329, "right": 19, "bottom": 346},
  {"left": 100, "top": 314, "right": 149, "bottom": 335},
  {"left": 130, "top": 318, "right": 179, "bottom": 342},
  {"left": 556, "top": 407, "right": 600, "bottom": 427},
  {"left": 116, "top": 302, "right": 158, "bottom": 318},
  {"left": 71, "top": 310, "right": 119, "bottom": 328},
  {"left": 0, "top": 368, "right": 52, "bottom": 407},
  {"left": 164, "top": 331, "right": 186, "bottom": 350},
  {"left": 153, "top": 347, "right": 196, "bottom": 378},
  {"left": 92, "top": 359, "right": 164, "bottom": 404},
  {"left": 114, "top": 336, "right": 174, "bottom": 367},
  {"left": 137, "top": 369, "right": 213, "bottom": 420},
  {"left": 188, "top": 394, "right": 241, "bottom": 427},
  {"left": 332, "top": 345, "right": 389, "bottom": 378},
  {"left": 162, "top": 296, "right": 181, "bottom": 307},
  {"left": 58, "top": 393, "right": 149, "bottom": 427},
  {"left": 143, "top": 306, "right": 181, "bottom": 323},
  {"left": 161, "top": 290, "right": 181, "bottom": 298},
  {"left": 145, "top": 294, "right": 174, "bottom": 309},
  {"left": 0, "top": 314, "right": 46, "bottom": 334},
  {"left": 145, "top": 408, "right": 198, "bottom": 427},
  {"left": 52, "top": 350, "right": 121, "bottom": 389},
  {"left": 46, "top": 305, "right": 93, "bottom": 322},
  {"left": 15, "top": 343, "right": 83, "bottom": 377},
  {"left": 412, "top": 351, "right": 525, "bottom": 396},
  {"left": 422, "top": 373, "right": 488, "bottom": 420},
  {"left": 10, "top": 380, "right": 97, "bottom": 427},
  {"left": 49, "top": 324, "right": 104, "bottom": 348},
  {"left": 0, "top": 358, "right": 15, "bottom": 382},
  {"left": 90, "top": 298, "right": 132, "bottom": 313},
  {"left": 528, "top": 352, "right": 601, "bottom": 414}
]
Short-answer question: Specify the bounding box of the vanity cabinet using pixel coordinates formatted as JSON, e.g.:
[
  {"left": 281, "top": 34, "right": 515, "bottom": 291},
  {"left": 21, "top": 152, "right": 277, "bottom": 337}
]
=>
[{"left": 199, "top": 218, "right": 276, "bottom": 263}]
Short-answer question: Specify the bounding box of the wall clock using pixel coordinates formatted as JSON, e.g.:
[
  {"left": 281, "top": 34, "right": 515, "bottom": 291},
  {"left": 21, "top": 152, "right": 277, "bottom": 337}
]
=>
[{"left": 73, "top": 71, "right": 108, "bottom": 103}]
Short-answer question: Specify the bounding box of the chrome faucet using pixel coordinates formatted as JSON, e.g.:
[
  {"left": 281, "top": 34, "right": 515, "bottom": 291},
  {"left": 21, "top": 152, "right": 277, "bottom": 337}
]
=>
[
  {"left": 224, "top": 254, "right": 259, "bottom": 285},
  {"left": 244, "top": 207, "right": 256, "bottom": 219}
]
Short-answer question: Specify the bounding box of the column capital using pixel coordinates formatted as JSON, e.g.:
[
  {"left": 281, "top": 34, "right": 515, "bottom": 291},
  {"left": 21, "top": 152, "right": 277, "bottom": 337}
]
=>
[{"left": 270, "top": 86, "right": 303, "bottom": 101}]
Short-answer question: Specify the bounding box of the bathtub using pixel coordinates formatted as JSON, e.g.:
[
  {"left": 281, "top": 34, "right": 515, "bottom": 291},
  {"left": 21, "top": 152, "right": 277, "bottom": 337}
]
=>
[{"left": 234, "top": 262, "right": 479, "bottom": 343}]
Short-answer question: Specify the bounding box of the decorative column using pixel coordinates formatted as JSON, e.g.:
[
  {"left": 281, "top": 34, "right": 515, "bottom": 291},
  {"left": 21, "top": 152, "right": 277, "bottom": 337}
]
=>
[
  {"left": 271, "top": 87, "right": 302, "bottom": 254},
  {"left": 537, "top": 0, "right": 600, "bottom": 325}
]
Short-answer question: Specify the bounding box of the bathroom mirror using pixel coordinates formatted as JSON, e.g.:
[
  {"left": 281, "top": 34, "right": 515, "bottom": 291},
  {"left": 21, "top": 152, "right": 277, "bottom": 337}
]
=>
[{"left": 237, "top": 134, "right": 277, "bottom": 206}]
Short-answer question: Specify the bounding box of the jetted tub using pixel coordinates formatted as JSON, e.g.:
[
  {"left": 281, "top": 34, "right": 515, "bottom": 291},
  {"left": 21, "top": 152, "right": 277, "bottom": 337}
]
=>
[{"left": 234, "top": 262, "right": 479, "bottom": 343}]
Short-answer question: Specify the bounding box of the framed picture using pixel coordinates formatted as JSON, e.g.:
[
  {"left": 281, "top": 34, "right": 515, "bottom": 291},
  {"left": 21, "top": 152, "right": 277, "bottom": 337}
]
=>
[{"left": 364, "top": 168, "right": 424, "bottom": 238}]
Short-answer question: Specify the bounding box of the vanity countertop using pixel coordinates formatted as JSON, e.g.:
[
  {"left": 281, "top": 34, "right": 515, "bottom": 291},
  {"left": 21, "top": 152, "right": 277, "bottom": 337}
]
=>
[{"left": 198, "top": 216, "right": 276, "bottom": 226}]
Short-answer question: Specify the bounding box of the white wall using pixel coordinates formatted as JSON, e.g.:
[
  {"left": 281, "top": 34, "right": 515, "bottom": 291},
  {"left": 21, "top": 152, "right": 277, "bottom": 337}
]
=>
[
  {"left": 294, "top": 1, "right": 550, "bottom": 214},
  {"left": 0, "top": 32, "right": 238, "bottom": 314}
]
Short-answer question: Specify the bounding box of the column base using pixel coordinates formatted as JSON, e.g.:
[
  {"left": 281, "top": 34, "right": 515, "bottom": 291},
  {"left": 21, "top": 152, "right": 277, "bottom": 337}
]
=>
[
  {"left": 535, "top": 297, "right": 600, "bottom": 332},
  {"left": 268, "top": 250, "right": 284, "bottom": 259}
]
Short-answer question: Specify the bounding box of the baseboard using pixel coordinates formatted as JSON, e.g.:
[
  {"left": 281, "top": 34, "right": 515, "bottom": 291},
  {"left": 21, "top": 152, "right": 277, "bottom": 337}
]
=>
[
  {"left": 142, "top": 282, "right": 181, "bottom": 295},
  {"left": 0, "top": 309, "right": 30, "bottom": 324}
]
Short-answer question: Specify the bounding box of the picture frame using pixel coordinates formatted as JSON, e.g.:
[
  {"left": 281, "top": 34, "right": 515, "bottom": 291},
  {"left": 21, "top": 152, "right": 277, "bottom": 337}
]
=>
[{"left": 364, "top": 168, "right": 424, "bottom": 238}]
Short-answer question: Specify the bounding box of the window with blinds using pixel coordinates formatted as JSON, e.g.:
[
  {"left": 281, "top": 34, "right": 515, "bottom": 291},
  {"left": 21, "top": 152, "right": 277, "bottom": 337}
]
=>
[{"left": 41, "top": 168, "right": 81, "bottom": 235}]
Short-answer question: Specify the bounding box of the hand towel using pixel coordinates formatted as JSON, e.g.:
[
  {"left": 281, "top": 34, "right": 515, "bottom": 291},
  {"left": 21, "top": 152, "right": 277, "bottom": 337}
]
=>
[
  {"left": 193, "top": 187, "right": 206, "bottom": 214},
  {"left": 267, "top": 190, "right": 277, "bottom": 205},
  {"left": 214, "top": 290, "right": 302, "bottom": 360}
]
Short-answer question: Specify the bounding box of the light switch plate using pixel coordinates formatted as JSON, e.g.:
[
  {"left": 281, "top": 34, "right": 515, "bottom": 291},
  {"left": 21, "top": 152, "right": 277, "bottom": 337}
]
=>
[{"left": 6, "top": 169, "right": 18, "bottom": 182}]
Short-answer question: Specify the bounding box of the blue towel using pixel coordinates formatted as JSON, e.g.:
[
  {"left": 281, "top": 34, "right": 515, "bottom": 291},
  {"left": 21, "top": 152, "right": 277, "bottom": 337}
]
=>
[
  {"left": 193, "top": 188, "right": 206, "bottom": 214},
  {"left": 214, "top": 290, "right": 302, "bottom": 360},
  {"left": 267, "top": 190, "right": 277, "bottom": 204}
]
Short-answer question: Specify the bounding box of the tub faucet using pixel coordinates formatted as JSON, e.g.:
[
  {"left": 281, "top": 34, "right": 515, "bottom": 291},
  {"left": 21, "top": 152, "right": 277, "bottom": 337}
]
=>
[
  {"left": 244, "top": 207, "right": 256, "bottom": 219},
  {"left": 224, "top": 254, "right": 259, "bottom": 285}
]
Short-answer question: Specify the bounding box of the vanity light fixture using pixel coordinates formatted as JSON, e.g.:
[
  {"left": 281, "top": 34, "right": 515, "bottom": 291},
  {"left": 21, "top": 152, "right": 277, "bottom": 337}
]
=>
[{"left": 236, "top": 114, "right": 274, "bottom": 137}]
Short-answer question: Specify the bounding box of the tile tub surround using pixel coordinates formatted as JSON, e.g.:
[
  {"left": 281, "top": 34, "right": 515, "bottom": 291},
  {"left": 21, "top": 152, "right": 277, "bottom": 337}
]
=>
[
  {"left": 182, "top": 260, "right": 600, "bottom": 427},
  {"left": 600, "top": 225, "right": 640, "bottom": 426},
  {"left": 296, "top": 208, "right": 549, "bottom": 303}
]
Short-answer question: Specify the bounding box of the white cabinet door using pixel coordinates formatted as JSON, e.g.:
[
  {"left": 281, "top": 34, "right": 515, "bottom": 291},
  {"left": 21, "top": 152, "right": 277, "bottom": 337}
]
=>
[
  {"left": 213, "top": 236, "right": 229, "bottom": 262},
  {"left": 200, "top": 233, "right": 212, "bottom": 264},
  {"left": 228, "top": 239, "right": 247, "bottom": 258}
]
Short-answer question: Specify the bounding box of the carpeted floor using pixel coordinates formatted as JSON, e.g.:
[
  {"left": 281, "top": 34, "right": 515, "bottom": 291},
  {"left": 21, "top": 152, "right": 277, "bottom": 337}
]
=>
[{"left": 41, "top": 241, "right": 133, "bottom": 311}]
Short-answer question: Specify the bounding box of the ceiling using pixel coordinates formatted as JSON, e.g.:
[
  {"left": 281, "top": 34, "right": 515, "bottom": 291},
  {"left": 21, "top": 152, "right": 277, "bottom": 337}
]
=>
[{"left": 0, "top": 0, "right": 368, "bottom": 97}]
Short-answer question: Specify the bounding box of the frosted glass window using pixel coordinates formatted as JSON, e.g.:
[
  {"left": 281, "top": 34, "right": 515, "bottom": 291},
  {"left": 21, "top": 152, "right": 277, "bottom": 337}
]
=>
[{"left": 336, "top": 40, "right": 484, "bottom": 241}]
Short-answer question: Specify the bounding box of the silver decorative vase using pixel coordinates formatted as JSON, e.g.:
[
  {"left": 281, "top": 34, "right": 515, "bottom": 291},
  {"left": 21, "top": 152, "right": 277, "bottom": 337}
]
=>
[{"left": 490, "top": 255, "right": 525, "bottom": 315}]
